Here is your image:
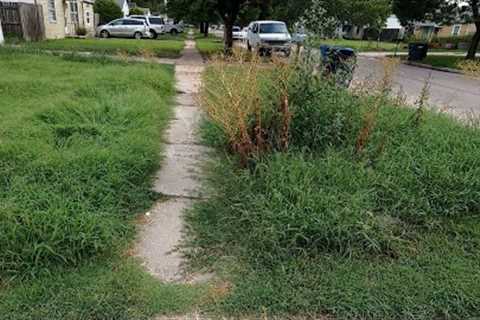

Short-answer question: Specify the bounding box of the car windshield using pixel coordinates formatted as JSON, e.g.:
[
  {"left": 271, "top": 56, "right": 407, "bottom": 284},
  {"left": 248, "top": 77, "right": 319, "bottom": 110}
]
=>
[
  {"left": 233, "top": 27, "right": 241, "bottom": 32},
  {"left": 259, "top": 23, "right": 287, "bottom": 34}
]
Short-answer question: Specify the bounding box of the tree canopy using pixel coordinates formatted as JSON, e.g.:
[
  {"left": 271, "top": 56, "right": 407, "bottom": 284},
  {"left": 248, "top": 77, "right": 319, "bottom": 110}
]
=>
[{"left": 94, "top": 0, "right": 123, "bottom": 24}]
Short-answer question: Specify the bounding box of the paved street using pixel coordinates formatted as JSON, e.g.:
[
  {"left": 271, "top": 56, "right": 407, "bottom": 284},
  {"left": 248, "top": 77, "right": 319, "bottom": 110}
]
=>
[{"left": 354, "top": 56, "right": 480, "bottom": 118}]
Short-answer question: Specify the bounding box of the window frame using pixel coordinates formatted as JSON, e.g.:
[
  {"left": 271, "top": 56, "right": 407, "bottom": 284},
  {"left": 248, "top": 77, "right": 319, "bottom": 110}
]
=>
[
  {"left": 451, "top": 24, "right": 462, "bottom": 37},
  {"left": 47, "top": 0, "right": 57, "bottom": 23}
]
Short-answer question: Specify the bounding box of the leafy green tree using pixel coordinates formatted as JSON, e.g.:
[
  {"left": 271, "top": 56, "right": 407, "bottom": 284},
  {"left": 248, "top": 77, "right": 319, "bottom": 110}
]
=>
[
  {"left": 129, "top": 7, "right": 144, "bottom": 15},
  {"left": 168, "top": 0, "right": 249, "bottom": 52},
  {"left": 94, "top": 0, "right": 123, "bottom": 24}
]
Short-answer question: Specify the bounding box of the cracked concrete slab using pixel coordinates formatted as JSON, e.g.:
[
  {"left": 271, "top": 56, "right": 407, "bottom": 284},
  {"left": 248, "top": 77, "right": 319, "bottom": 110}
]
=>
[
  {"left": 136, "top": 198, "right": 191, "bottom": 282},
  {"left": 153, "top": 143, "right": 209, "bottom": 198},
  {"left": 165, "top": 107, "right": 203, "bottom": 145}
]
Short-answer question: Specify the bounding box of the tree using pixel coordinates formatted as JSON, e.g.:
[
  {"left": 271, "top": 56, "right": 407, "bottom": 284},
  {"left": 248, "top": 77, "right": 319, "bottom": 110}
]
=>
[
  {"left": 393, "top": 0, "right": 480, "bottom": 60},
  {"left": 167, "top": 0, "right": 218, "bottom": 37},
  {"left": 129, "top": 7, "right": 145, "bottom": 15},
  {"left": 168, "top": 0, "right": 250, "bottom": 52},
  {"left": 94, "top": 0, "right": 123, "bottom": 24}
]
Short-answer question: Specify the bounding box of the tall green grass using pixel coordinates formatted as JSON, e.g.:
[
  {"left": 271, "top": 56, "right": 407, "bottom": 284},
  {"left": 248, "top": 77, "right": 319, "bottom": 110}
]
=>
[
  {"left": 16, "top": 38, "right": 185, "bottom": 58},
  {"left": 188, "top": 61, "right": 480, "bottom": 318},
  {"left": 0, "top": 50, "right": 174, "bottom": 275}
]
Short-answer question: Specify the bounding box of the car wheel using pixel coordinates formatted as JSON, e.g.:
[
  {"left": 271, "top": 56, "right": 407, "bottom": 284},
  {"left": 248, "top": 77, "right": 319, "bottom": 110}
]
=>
[
  {"left": 150, "top": 30, "right": 157, "bottom": 39},
  {"left": 134, "top": 32, "right": 142, "bottom": 40},
  {"left": 100, "top": 30, "right": 109, "bottom": 38},
  {"left": 170, "top": 29, "right": 178, "bottom": 35},
  {"left": 247, "top": 41, "right": 252, "bottom": 51}
]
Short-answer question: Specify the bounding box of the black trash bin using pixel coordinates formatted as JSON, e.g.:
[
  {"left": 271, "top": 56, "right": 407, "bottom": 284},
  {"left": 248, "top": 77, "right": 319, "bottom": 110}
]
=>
[{"left": 408, "top": 42, "right": 429, "bottom": 61}]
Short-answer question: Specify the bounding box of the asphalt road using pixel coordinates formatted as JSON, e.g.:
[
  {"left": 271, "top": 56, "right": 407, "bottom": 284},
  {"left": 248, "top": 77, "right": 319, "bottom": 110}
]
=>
[{"left": 354, "top": 56, "right": 480, "bottom": 118}]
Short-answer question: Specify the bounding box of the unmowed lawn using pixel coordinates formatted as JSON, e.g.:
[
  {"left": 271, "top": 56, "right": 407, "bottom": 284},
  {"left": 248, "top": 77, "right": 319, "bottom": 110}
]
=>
[
  {"left": 190, "top": 59, "right": 480, "bottom": 319},
  {"left": 18, "top": 38, "right": 185, "bottom": 58},
  {"left": 0, "top": 50, "right": 203, "bottom": 318}
]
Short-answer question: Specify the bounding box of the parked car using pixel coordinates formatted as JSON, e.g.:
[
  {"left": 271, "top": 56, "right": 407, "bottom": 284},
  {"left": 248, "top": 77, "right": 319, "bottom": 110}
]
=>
[
  {"left": 246, "top": 20, "right": 292, "bottom": 56},
  {"left": 129, "top": 15, "right": 166, "bottom": 39},
  {"left": 240, "top": 27, "right": 248, "bottom": 41},
  {"left": 96, "top": 18, "right": 151, "bottom": 39},
  {"left": 232, "top": 26, "right": 242, "bottom": 40},
  {"left": 163, "top": 19, "right": 184, "bottom": 35}
]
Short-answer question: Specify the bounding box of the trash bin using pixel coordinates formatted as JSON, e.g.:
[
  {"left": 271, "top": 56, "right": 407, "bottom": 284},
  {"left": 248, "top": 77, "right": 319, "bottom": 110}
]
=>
[
  {"left": 408, "top": 42, "right": 429, "bottom": 61},
  {"left": 320, "top": 45, "right": 356, "bottom": 64}
]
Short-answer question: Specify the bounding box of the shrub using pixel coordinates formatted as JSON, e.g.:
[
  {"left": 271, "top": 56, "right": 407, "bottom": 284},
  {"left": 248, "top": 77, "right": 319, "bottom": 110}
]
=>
[
  {"left": 76, "top": 27, "right": 87, "bottom": 36},
  {"left": 129, "top": 7, "right": 144, "bottom": 15},
  {"left": 94, "top": 0, "right": 123, "bottom": 25}
]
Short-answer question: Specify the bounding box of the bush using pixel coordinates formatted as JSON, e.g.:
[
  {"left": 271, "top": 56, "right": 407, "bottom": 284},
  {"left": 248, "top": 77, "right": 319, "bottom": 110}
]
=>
[
  {"left": 94, "top": 0, "right": 123, "bottom": 25},
  {"left": 129, "top": 7, "right": 144, "bottom": 15},
  {"left": 76, "top": 27, "right": 87, "bottom": 36}
]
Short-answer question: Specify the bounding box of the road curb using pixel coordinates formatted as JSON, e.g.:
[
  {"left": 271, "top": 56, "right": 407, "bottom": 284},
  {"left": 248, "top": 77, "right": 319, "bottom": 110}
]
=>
[{"left": 403, "top": 60, "right": 464, "bottom": 75}]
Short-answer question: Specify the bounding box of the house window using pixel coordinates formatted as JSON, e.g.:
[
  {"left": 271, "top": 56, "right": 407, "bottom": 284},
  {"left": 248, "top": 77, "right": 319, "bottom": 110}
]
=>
[
  {"left": 47, "top": 0, "right": 56, "bottom": 23},
  {"left": 86, "top": 12, "right": 90, "bottom": 25},
  {"left": 69, "top": 0, "right": 79, "bottom": 24},
  {"left": 452, "top": 24, "right": 462, "bottom": 37}
]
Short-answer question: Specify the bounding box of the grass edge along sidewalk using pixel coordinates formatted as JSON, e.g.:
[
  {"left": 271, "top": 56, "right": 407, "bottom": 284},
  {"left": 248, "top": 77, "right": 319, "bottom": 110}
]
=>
[
  {"left": 12, "top": 37, "right": 186, "bottom": 58},
  {"left": 183, "top": 53, "right": 480, "bottom": 319},
  {"left": 0, "top": 50, "right": 206, "bottom": 319}
]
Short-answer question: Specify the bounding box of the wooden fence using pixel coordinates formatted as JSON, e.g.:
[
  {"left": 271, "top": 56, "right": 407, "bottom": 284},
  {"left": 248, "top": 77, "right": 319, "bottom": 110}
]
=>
[{"left": 0, "top": 2, "right": 45, "bottom": 41}]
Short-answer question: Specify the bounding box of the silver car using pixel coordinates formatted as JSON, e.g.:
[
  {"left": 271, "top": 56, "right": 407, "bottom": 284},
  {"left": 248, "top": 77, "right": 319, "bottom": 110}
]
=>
[
  {"left": 129, "top": 15, "right": 166, "bottom": 39},
  {"left": 96, "top": 18, "right": 151, "bottom": 39}
]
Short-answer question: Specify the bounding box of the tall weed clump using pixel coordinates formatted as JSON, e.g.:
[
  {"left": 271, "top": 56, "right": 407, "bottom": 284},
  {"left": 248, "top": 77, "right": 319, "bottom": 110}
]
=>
[{"left": 200, "top": 49, "right": 294, "bottom": 165}]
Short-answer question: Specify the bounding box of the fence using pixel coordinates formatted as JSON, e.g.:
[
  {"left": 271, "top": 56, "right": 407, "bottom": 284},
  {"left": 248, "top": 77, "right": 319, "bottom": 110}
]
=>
[{"left": 0, "top": 2, "right": 45, "bottom": 41}]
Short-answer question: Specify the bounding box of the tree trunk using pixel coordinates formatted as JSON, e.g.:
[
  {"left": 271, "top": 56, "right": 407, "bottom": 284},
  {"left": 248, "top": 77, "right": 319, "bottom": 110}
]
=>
[
  {"left": 466, "top": 22, "right": 480, "bottom": 60},
  {"left": 204, "top": 22, "right": 209, "bottom": 37},
  {"left": 224, "top": 18, "right": 234, "bottom": 55},
  {"left": 199, "top": 22, "right": 205, "bottom": 35}
]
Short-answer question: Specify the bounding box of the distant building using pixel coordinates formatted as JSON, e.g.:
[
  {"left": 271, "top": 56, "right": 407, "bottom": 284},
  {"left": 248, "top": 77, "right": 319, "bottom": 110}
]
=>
[
  {"left": 341, "top": 15, "right": 405, "bottom": 42},
  {"left": 0, "top": 0, "right": 95, "bottom": 39}
]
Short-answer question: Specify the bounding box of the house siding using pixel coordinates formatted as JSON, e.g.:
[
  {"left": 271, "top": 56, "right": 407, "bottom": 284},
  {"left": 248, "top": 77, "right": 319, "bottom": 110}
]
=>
[
  {"left": 38, "top": 0, "right": 66, "bottom": 39},
  {"left": 438, "top": 23, "right": 476, "bottom": 38}
]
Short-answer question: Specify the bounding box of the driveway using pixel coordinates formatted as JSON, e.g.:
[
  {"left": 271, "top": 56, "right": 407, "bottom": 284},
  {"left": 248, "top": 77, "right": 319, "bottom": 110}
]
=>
[{"left": 354, "top": 56, "right": 480, "bottom": 118}]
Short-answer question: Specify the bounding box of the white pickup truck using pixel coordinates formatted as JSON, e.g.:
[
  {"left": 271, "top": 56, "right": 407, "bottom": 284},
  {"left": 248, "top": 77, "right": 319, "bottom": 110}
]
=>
[{"left": 246, "top": 20, "right": 292, "bottom": 56}]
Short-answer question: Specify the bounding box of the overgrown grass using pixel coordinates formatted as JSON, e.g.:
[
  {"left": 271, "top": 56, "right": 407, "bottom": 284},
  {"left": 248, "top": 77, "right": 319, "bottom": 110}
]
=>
[
  {"left": 188, "top": 58, "right": 480, "bottom": 319},
  {"left": 15, "top": 38, "right": 185, "bottom": 58},
  {"left": 315, "top": 39, "right": 406, "bottom": 52},
  {"left": 0, "top": 259, "right": 206, "bottom": 320},
  {"left": 419, "top": 55, "right": 479, "bottom": 70},
  {"left": 0, "top": 50, "right": 175, "bottom": 274},
  {"left": 0, "top": 50, "right": 206, "bottom": 317},
  {"left": 195, "top": 34, "right": 224, "bottom": 58}
]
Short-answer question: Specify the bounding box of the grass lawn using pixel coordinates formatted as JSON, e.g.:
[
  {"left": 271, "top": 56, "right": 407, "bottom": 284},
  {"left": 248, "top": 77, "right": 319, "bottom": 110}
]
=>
[
  {"left": 188, "top": 60, "right": 480, "bottom": 319},
  {"left": 419, "top": 55, "right": 478, "bottom": 69},
  {"left": 18, "top": 38, "right": 185, "bottom": 58},
  {"left": 0, "top": 49, "right": 204, "bottom": 318},
  {"left": 195, "top": 34, "right": 224, "bottom": 58},
  {"left": 315, "top": 39, "right": 406, "bottom": 52}
]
